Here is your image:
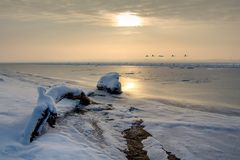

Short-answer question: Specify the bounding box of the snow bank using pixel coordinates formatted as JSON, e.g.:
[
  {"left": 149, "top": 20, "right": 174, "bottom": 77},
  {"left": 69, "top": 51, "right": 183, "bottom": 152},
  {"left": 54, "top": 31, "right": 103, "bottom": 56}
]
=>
[{"left": 97, "top": 72, "right": 122, "bottom": 94}]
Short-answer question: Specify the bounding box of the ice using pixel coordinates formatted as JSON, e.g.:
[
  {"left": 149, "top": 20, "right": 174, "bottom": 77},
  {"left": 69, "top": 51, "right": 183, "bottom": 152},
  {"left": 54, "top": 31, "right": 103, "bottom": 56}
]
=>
[
  {"left": 97, "top": 72, "right": 122, "bottom": 94},
  {"left": 138, "top": 101, "right": 240, "bottom": 160},
  {"left": 142, "top": 137, "right": 168, "bottom": 160}
]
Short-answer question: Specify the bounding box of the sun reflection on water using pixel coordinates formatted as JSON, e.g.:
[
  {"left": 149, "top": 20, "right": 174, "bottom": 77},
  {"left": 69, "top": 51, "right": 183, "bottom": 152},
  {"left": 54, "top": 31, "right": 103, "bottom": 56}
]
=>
[
  {"left": 121, "top": 77, "right": 139, "bottom": 93},
  {"left": 123, "top": 82, "right": 136, "bottom": 91}
]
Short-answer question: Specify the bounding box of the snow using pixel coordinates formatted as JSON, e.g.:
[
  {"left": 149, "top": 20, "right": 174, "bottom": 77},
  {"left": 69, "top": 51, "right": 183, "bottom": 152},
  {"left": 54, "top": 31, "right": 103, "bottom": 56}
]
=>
[
  {"left": 97, "top": 72, "right": 122, "bottom": 94},
  {"left": 137, "top": 101, "right": 240, "bottom": 160},
  {"left": 142, "top": 137, "right": 168, "bottom": 160},
  {"left": 47, "top": 84, "right": 85, "bottom": 103},
  {"left": 21, "top": 86, "right": 58, "bottom": 144},
  {"left": 22, "top": 84, "right": 93, "bottom": 145},
  {"left": 0, "top": 67, "right": 240, "bottom": 160},
  {"left": 0, "top": 72, "right": 127, "bottom": 160},
  {"left": 38, "top": 87, "right": 57, "bottom": 114},
  {"left": 21, "top": 104, "right": 48, "bottom": 144}
]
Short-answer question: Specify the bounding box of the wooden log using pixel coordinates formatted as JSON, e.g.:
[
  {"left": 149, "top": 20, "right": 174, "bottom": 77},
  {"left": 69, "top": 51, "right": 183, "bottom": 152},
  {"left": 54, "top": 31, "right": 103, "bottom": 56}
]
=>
[{"left": 23, "top": 85, "right": 91, "bottom": 144}]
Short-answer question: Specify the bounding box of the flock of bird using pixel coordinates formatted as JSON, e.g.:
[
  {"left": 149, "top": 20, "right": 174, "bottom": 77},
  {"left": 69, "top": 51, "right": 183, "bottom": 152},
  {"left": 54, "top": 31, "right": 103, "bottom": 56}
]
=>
[{"left": 145, "top": 54, "right": 188, "bottom": 58}]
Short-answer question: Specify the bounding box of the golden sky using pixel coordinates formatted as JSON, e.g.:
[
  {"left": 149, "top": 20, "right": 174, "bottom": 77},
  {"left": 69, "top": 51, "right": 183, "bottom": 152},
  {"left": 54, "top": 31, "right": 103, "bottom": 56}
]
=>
[{"left": 0, "top": 0, "right": 240, "bottom": 62}]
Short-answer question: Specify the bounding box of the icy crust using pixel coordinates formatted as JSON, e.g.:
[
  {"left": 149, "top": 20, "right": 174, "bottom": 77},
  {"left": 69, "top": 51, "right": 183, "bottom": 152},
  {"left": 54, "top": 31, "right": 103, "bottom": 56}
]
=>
[
  {"left": 97, "top": 72, "right": 122, "bottom": 94},
  {"left": 47, "top": 84, "right": 84, "bottom": 103},
  {"left": 143, "top": 137, "right": 168, "bottom": 160}
]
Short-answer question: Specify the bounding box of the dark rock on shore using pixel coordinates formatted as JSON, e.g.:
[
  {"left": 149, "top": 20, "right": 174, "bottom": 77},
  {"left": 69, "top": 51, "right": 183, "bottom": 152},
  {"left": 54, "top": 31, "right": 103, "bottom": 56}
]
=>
[{"left": 123, "top": 119, "right": 151, "bottom": 160}]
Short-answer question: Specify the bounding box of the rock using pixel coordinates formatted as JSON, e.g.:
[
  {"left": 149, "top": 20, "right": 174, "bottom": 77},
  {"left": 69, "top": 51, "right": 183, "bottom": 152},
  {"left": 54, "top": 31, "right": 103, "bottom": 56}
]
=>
[
  {"left": 97, "top": 72, "right": 122, "bottom": 94},
  {"left": 123, "top": 119, "right": 151, "bottom": 160}
]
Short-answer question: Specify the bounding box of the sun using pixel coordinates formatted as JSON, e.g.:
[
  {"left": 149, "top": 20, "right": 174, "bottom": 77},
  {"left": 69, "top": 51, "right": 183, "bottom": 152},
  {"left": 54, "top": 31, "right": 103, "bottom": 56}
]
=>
[{"left": 116, "top": 12, "right": 142, "bottom": 27}]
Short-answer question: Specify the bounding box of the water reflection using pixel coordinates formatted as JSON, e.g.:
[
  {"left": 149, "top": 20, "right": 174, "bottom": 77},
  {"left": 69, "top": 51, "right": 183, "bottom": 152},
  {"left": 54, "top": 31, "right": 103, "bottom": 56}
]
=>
[
  {"left": 124, "top": 82, "right": 135, "bottom": 91},
  {"left": 121, "top": 77, "right": 139, "bottom": 93}
]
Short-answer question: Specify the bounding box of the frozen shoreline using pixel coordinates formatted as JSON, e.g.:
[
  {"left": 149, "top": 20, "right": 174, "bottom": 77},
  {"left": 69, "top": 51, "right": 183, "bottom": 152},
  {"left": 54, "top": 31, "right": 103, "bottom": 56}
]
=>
[{"left": 0, "top": 69, "right": 240, "bottom": 160}]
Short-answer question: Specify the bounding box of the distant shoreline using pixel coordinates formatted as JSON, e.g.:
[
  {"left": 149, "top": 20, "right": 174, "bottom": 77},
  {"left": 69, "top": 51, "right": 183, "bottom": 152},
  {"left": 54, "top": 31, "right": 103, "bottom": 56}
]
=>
[{"left": 0, "top": 62, "right": 240, "bottom": 68}]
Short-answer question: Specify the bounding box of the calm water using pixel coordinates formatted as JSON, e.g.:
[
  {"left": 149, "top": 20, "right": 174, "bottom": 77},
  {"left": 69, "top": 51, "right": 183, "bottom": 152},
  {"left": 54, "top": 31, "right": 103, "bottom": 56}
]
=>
[{"left": 0, "top": 63, "right": 240, "bottom": 113}]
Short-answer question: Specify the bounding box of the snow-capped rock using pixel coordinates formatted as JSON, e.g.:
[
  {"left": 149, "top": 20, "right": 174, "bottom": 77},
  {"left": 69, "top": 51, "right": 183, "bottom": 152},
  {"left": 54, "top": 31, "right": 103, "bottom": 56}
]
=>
[{"left": 97, "top": 72, "right": 122, "bottom": 94}]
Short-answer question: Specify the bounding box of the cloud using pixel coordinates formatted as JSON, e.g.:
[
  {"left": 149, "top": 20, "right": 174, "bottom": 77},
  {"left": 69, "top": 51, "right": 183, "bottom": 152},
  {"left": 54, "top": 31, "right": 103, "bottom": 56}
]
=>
[{"left": 0, "top": 0, "right": 239, "bottom": 24}]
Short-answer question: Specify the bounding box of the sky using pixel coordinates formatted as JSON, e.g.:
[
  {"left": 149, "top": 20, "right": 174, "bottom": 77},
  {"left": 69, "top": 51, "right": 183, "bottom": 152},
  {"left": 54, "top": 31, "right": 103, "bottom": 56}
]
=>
[{"left": 0, "top": 0, "right": 240, "bottom": 62}]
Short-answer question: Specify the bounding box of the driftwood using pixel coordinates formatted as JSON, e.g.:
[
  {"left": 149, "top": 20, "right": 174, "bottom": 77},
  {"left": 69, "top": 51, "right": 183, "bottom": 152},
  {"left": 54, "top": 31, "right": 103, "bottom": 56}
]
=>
[
  {"left": 59, "top": 92, "right": 91, "bottom": 105},
  {"left": 30, "top": 108, "right": 51, "bottom": 142},
  {"left": 23, "top": 85, "right": 91, "bottom": 144}
]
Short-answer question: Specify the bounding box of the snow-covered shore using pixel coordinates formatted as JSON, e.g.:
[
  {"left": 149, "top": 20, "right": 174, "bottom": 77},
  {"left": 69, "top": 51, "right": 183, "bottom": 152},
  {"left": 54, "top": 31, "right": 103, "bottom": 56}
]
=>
[
  {"left": 0, "top": 73, "right": 129, "bottom": 160},
  {"left": 0, "top": 69, "right": 240, "bottom": 160}
]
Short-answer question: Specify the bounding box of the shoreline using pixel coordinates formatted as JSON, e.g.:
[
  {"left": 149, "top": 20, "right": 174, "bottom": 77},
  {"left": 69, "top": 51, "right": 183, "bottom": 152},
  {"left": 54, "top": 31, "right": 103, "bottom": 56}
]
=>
[{"left": 1, "top": 62, "right": 240, "bottom": 68}]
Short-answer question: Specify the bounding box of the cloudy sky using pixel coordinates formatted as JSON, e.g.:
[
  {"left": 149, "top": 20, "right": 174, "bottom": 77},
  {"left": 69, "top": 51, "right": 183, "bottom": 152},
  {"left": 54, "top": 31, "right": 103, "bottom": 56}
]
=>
[{"left": 0, "top": 0, "right": 240, "bottom": 62}]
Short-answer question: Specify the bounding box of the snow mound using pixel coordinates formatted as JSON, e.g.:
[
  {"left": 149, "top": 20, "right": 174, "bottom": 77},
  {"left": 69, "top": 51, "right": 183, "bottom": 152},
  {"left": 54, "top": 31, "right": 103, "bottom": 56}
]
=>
[{"left": 97, "top": 72, "right": 122, "bottom": 94}]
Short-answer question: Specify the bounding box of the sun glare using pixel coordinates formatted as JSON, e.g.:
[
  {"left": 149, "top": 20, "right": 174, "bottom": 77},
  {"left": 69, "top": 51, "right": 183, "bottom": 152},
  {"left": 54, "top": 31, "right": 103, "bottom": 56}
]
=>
[
  {"left": 116, "top": 12, "right": 142, "bottom": 27},
  {"left": 122, "top": 78, "right": 138, "bottom": 92},
  {"left": 124, "top": 82, "right": 136, "bottom": 91}
]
